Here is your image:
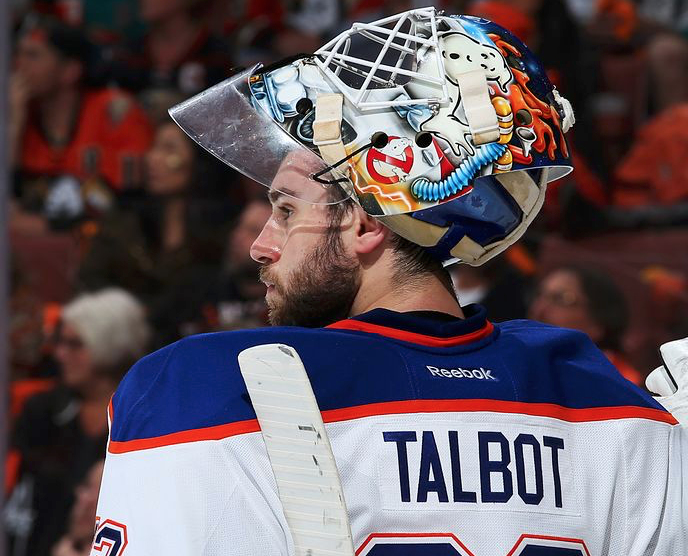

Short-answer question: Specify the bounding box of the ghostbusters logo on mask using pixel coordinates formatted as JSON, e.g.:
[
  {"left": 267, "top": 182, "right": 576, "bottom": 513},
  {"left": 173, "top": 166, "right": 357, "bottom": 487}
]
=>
[{"left": 365, "top": 137, "right": 414, "bottom": 185}]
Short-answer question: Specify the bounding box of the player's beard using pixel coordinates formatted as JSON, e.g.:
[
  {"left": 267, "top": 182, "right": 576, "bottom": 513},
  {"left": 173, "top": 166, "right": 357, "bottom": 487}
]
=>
[{"left": 259, "top": 231, "right": 360, "bottom": 328}]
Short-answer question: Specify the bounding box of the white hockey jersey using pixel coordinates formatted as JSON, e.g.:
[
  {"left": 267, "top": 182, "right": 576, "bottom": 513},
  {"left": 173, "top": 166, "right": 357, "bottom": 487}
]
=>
[{"left": 93, "top": 306, "right": 687, "bottom": 555}]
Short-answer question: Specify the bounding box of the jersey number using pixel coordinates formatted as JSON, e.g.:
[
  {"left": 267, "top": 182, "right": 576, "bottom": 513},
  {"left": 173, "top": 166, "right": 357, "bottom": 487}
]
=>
[
  {"left": 90, "top": 518, "right": 128, "bottom": 556},
  {"left": 357, "top": 533, "right": 590, "bottom": 556}
]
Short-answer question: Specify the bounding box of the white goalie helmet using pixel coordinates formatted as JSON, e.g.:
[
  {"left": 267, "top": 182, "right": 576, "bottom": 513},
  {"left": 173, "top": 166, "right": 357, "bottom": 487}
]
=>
[{"left": 170, "top": 7, "right": 575, "bottom": 265}]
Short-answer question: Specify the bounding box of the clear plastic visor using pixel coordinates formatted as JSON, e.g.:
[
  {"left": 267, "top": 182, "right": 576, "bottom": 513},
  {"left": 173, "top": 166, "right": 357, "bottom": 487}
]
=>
[{"left": 168, "top": 66, "right": 353, "bottom": 206}]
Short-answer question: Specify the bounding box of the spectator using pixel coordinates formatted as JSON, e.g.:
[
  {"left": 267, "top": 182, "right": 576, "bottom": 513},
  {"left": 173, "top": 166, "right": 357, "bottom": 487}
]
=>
[
  {"left": 591, "top": 0, "right": 639, "bottom": 44},
  {"left": 9, "top": 255, "right": 51, "bottom": 384},
  {"left": 78, "top": 120, "right": 237, "bottom": 347},
  {"left": 528, "top": 266, "right": 643, "bottom": 385},
  {"left": 51, "top": 459, "right": 105, "bottom": 556},
  {"left": 202, "top": 198, "right": 271, "bottom": 332},
  {"left": 647, "top": 31, "right": 688, "bottom": 115},
  {"left": 108, "top": 0, "right": 232, "bottom": 96},
  {"left": 609, "top": 103, "right": 688, "bottom": 224},
  {"left": 596, "top": 31, "right": 688, "bottom": 226},
  {"left": 636, "top": 0, "right": 688, "bottom": 36},
  {"left": 273, "top": 0, "right": 341, "bottom": 58},
  {"left": 224, "top": 0, "right": 343, "bottom": 66},
  {"left": 5, "top": 288, "right": 150, "bottom": 556},
  {"left": 10, "top": 15, "right": 153, "bottom": 228}
]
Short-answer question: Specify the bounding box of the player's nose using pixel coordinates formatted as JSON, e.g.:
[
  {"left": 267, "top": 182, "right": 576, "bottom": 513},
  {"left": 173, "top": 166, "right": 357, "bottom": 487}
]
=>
[{"left": 250, "top": 221, "right": 281, "bottom": 265}]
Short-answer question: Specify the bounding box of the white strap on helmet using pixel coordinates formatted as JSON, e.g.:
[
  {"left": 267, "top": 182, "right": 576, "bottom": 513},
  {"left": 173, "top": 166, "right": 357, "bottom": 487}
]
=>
[
  {"left": 313, "top": 93, "right": 348, "bottom": 165},
  {"left": 456, "top": 70, "right": 500, "bottom": 146}
]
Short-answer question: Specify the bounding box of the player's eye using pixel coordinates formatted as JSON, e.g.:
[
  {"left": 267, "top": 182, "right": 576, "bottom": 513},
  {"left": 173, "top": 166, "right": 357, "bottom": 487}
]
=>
[{"left": 275, "top": 204, "right": 294, "bottom": 221}]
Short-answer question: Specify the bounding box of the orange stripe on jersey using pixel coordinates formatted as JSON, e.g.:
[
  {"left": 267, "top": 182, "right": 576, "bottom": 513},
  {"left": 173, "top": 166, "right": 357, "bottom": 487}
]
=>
[
  {"left": 322, "top": 399, "right": 679, "bottom": 426},
  {"left": 108, "top": 398, "right": 677, "bottom": 453},
  {"left": 108, "top": 419, "right": 261, "bottom": 453},
  {"left": 326, "top": 320, "right": 495, "bottom": 347}
]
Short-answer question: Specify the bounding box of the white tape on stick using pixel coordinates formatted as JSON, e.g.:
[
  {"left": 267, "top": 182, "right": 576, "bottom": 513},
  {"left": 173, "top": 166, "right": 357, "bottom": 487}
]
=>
[{"left": 238, "top": 344, "right": 355, "bottom": 556}]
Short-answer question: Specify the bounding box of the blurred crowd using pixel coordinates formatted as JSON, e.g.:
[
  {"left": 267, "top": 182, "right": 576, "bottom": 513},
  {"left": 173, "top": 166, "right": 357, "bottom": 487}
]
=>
[{"left": 4, "top": 0, "right": 688, "bottom": 553}]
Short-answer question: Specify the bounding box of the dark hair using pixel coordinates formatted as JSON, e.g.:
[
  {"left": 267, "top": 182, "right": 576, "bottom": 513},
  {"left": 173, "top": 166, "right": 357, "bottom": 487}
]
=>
[
  {"left": 19, "top": 14, "right": 102, "bottom": 85},
  {"left": 562, "top": 266, "right": 629, "bottom": 351},
  {"left": 325, "top": 195, "right": 455, "bottom": 295},
  {"left": 387, "top": 233, "right": 454, "bottom": 291},
  {"left": 138, "top": 123, "right": 239, "bottom": 256}
]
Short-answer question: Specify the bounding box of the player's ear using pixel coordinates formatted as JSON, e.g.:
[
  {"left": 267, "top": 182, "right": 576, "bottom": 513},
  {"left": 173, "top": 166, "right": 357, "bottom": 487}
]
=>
[{"left": 351, "top": 207, "right": 388, "bottom": 255}]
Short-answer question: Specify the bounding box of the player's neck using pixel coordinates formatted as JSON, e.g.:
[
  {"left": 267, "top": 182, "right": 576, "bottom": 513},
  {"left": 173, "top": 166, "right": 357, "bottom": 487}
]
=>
[{"left": 350, "top": 265, "right": 464, "bottom": 319}]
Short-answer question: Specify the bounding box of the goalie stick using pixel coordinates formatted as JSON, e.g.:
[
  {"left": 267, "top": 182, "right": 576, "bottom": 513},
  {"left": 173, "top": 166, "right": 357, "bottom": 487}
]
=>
[{"left": 238, "top": 344, "right": 356, "bottom": 556}]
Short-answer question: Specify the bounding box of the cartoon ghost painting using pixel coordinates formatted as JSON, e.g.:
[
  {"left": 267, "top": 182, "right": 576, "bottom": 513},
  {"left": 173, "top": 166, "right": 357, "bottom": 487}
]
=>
[
  {"left": 403, "top": 24, "right": 513, "bottom": 202},
  {"left": 409, "top": 28, "right": 513, "bottom": 161}
]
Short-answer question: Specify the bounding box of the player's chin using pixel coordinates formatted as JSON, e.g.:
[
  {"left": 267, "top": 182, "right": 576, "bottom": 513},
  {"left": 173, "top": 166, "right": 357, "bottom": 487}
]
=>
[
  {"left": 266, "top": 298, "right": 308, "bottom": 327},
  {"left": 265, "top": 295, "right": 285, "bottom": 326},
  {"left": 266, "top": 304, "right": 287, "bottom": 327}
]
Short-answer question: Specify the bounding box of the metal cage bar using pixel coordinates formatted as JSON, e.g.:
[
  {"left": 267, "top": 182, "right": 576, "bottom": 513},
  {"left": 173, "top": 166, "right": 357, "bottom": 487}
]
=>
[{"left": 314, "top": 7, "right": 449, "bottom": 111}]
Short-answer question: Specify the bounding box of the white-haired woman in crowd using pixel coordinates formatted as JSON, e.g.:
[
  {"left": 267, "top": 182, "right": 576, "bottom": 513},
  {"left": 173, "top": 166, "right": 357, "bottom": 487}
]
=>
[{"left": 6, "top": 288, "right": 151, "bottom": 556}]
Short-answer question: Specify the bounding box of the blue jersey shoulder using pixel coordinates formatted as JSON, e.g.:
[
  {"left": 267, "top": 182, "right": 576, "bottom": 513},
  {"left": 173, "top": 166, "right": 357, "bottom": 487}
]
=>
[
  {"left": 495, "top": 319, "right": 661, "bottom": 410},
  {"left": 109, "top": 326, "right": 409, "bottom": 443},
  {"left": 110, "top": 319, "right": 669, "bottom": 445}
]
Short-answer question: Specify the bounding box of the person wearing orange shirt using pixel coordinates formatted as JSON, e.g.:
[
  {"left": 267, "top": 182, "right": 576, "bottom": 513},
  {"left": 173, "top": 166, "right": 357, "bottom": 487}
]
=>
[{"left": 10, "top": 15, "right": 153, "bottom": 227}]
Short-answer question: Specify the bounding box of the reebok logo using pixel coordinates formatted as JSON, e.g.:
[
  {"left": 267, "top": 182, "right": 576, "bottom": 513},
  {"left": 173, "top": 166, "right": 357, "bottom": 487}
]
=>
[{"left": 426, "top": 365, "right": 498, "bottom": 381}]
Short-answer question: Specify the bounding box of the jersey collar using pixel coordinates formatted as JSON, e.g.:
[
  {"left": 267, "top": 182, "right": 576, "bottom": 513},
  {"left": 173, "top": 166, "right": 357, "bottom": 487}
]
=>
[{"left": 326, "top": 304, "right": 495, "bottom": 347}]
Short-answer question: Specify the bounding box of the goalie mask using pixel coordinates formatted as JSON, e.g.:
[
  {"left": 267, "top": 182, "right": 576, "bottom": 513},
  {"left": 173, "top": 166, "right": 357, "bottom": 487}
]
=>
[{"left": 170, "top": 7, "right": 574, "bottom": 265}]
